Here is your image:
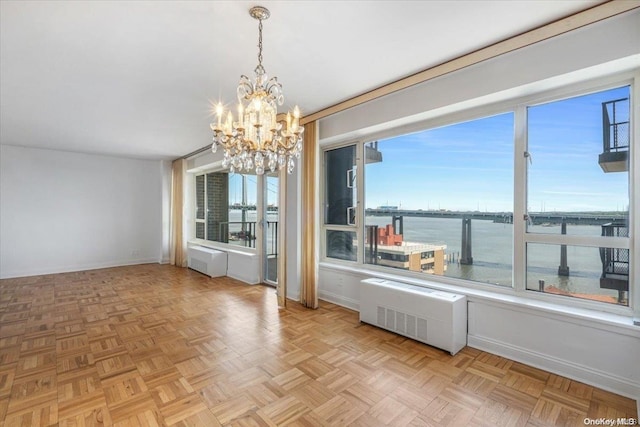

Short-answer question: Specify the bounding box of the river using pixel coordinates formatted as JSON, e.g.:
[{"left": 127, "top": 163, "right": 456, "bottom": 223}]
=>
[
  {"left": 366, "top": 215, "right": 623, "bottom": 304},
  {"left": 227, "top": 210, "right": 625, "bottom": 304}
]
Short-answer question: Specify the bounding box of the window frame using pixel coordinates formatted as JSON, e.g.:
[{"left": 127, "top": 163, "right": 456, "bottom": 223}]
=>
[
  {"left": 192, "top": 169, "right": 260, "bottom": 254},
  {"left": 320, "top": 72, "right": 637, "bottom": 317},
  {"left": 194, "top": 173, "right": 206, "bottom": 239},
  {"left": 320, "top": 141, "right": 363, "bottom": 264},
  {"left": 517, "top": 82, "right": 633, "bottom": 307}
]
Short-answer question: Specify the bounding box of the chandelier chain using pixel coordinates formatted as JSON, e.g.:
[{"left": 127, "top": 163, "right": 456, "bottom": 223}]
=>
[{"left": 257, "top": 19, "right": 263, "bottom": 68}]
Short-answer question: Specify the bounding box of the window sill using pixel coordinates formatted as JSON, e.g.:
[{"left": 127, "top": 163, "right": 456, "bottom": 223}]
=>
[
  {"left": 318, "top": 261, "right": 639, "bottom": 336},
  {"left": 188, "top": 239, "right": 257, "bottom": 255}
]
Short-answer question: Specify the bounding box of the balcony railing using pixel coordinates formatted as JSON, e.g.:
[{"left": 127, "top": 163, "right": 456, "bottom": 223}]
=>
[
  {"left": 599, "top": 222, "right": 629, "bottom": 301},
  {"left": 218, "top": 221, "right": 278, "bottom": 256},
  {"left": 599, "top": 97, "right": 629, "bottom": 173},
  {"left": 602, "top": 97, "right": 629, "bottom": 153}
]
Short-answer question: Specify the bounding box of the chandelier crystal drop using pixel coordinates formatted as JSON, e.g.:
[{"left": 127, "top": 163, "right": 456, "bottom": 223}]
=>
[{"left": 210, "top": 5, "right": 303, "bottom": 175}]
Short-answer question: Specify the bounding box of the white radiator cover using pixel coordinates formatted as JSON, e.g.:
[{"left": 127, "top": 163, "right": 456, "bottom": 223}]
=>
[
  {"left": 360, "top": 278, "right": 467, "bottom": 355},
  {"left": 226, "top": 249, "right": 260, "bottom": 285},
  {"left": 187, "top": 246, "right": 227, "bottom": 277}
]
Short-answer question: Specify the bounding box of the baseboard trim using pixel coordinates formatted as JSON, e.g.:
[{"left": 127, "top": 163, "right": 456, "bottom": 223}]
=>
[
  {"left": 286, "top": 292, "right": 300, "bottom": 302},
  {"left": 468, "top": 334, "right": 640, "bottom": 402},
  {"left": 0, "top": 258, "right": 160, "bottom": 279},
  {"left": 319, "top": 290, "right": 359, "bottom": 312},
  {"left": 226, "top": 273, "right": 260, "bottom": 285}
]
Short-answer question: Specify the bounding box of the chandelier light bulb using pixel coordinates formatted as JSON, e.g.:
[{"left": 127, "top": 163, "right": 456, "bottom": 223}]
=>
[{"left": 209, "top": 5, "right": 304, "bottom": 175}]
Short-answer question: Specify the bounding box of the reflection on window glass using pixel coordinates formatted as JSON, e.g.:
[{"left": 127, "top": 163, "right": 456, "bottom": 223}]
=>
[
  {"left": 526, "top": 243, "right": 628, "bottom": 306},
  {"left": 325, "top": 145, "right": 357, "bottom": 226},
  {"left": 194, "top": 172, "right": 258, "bottom": 248},
  {"left": 224, "top": 173, "right": 258, "bottom": 248},
  {"left": 326, "top": 231, "right": 356, "bottom": 261},
  {"left": 196, "top": 175, "right": 205, "bottom": 220},
  {"left": 364, "top": 113, "right": 514, "bottom": 287},
  {"left": 527, "top": 86, "right": 630, "bottom": 235},
  {"left": 195, "top": 222, "right": 205, "bottom": 239}
]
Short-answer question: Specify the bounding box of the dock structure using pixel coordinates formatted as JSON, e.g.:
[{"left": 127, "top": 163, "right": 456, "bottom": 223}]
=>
[
  {"left": 460, "top": 217, "right": 473, "bottom": 265},
  {"left": 365, "top": 208, "right": 626, "bottom": 226},
  {"left": 558, "top": 221, "right": 570, "bottom": 276}
]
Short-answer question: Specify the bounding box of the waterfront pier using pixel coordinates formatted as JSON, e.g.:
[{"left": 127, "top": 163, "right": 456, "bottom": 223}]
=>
[
  {"left": 366, "top": 209, "right": 628, "bottom": 294},
  {"left": 365, "top": 208, "right": 626, "bottom": 226},
  {"left": 460, "top": 217, "right": 473, "bottom": 265}
]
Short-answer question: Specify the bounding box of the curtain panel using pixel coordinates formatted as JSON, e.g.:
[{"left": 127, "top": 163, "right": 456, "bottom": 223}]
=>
[
  {"left": 170, "top": 158, "right": 187, "bottom": 267},
  {"left": 300, "top": 121, "right": 318, "bottom": 309}
]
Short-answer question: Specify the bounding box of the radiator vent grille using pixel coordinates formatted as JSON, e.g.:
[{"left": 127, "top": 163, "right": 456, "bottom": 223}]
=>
[
  {"left": 378, "top": 305, "right": 429, "bottom": 341},
  {"left": 362, "top": 278, "right": 467, "bottom": 355},
  {"left": 407, "top": 314, "right": 416, "bottom": 338},
  {"left": 386, "top": 308, "right": 395, "bottom": 330},
  {"left": 396, "top": 312, "right": 406, "bottom": 334},
  {"left": 190, "top": 259, "right": 208, "bottom": 275},
  {"left": 417, "top": 318, "right": 429, "bottom": 342},
  {"left": 377, "top": 306, "right": 385, "bottom": 326}
]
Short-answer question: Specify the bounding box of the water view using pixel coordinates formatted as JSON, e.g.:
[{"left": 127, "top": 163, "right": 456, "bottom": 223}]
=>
[
  {"left": 356, "top": 86, "right": 630, "bottom": 306},
  {"left": 366, "top": 215, "right": 624, "bottom": 301}
]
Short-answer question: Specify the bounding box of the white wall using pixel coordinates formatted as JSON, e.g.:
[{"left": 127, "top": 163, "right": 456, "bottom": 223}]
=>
[
  {"left": 285, "top": 163, "right": 301, "bottom": 301},
  {"left": 0, "top": 144, "right": 165, "bottom": 278}
]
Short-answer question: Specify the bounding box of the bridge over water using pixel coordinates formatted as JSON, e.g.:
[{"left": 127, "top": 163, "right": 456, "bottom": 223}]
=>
[
  {"left": 365, "top": 208, "right": 628, "bottom": 301},
  {"left": 365, "top": 209, "right": 626, "bottom": 226}
]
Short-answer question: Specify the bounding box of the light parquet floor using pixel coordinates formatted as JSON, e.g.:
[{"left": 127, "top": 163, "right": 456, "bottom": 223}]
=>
[{"left": 0, "top": 264, "right": 636, "bottom": 426}]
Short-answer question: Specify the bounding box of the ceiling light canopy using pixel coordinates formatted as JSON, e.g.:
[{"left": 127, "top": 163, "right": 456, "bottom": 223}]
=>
[{"left": 210, "top": 5, "right": 303, "bottom": 175}]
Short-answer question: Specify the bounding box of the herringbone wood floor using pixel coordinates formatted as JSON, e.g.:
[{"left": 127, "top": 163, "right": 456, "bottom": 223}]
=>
[{"left": 0, "top": 264, "right": 636, "bottom": 426}]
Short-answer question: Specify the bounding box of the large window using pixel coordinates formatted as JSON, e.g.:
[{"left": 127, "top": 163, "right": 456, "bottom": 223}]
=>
[
  {"left": 525, "top": 86, "right": 630, "bottom": 305},
  {"left": 364, "top": 113, "right": 514, "bottom": 287},
  {"left": 194, "top": 171, "right": 258, "bottom": 248},
  {"left": 322, "top": 83, "right": 633, "bottom": 309}
]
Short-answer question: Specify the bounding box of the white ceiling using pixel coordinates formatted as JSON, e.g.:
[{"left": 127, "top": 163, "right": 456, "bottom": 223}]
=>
[{"left": 1, "top": 0, "right": 603, "bottom": 160}]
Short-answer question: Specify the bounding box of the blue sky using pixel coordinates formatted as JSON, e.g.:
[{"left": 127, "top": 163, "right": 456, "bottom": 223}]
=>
[
  {"left": 228, "top": 174, "right": 278, "bottom": 206},
  {"left": 366, "top": 113, "right": 514, "bottom": 211},
  {"left": 366, "top": 85, "right": 630, "bottom": 212},
  {"left": 527, "top": 86, "right": 629, "bottom": 212}
]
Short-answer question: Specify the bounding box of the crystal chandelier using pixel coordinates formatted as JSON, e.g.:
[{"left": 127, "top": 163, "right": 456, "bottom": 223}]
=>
[{"left": 210, "top": 5, "right": 303, "bottom": 175}]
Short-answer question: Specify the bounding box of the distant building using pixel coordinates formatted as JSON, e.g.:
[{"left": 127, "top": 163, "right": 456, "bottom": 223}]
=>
[
  {"left": 367, "top": 223, "right": 447, "bottom": 275},
  {"left": 377, "top": 205, "right": 398, "bottom": 210}
]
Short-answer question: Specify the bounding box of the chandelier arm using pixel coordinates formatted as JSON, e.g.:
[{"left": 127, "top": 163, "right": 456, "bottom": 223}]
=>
[
  {"left": 264, "top": 77, "right": 284, "bottom": 106},
  {"left": 280, "top": 137, "right": 294, "bottom": 150},
  {"left": 238, "top": 75, "right": 254, "bottom": 101}
]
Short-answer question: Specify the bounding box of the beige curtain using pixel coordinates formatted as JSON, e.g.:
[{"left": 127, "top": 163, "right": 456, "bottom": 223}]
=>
[
  {"left": 170, "top": 158, "right": 187, "bottom": 267},
  {"left": 300, "top": 121, "right": 318, "bottom": 309}
]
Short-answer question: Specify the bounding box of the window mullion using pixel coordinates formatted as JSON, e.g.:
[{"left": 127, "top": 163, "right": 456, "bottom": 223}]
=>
[
  {"left": 255, "top": 173, "right": 265, "bottom": 282},
  {"left": 514, "top": 105, "right": 527, "bottom": 293},
  {"left": 356, "top": 142, "right": 365, "bottom": 265},
  {"left": 524, "top": 233, "right": 629, "bottom": 249},
  {"left": 203, "top": 173, "right": 208, "bottom": 240},
  {"left": 632, "top": 74, "right": 639, "bottom": 323}
]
